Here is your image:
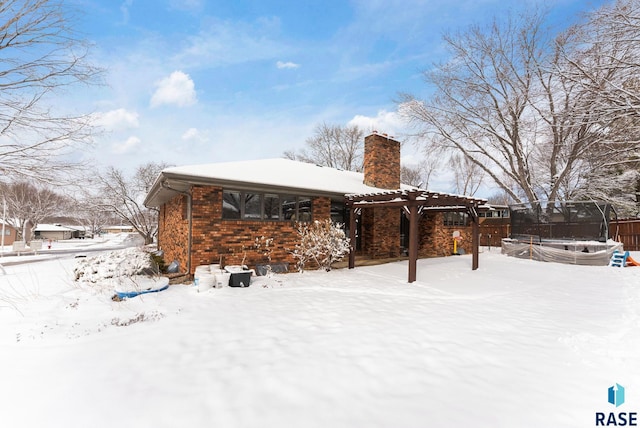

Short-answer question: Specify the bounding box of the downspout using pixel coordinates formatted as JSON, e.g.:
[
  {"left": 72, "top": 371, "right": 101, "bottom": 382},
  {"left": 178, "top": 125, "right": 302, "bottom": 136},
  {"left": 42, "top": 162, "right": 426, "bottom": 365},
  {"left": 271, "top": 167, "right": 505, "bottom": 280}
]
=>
[{"left": 161, "top": 180, "right": 193, "bottom": 276}]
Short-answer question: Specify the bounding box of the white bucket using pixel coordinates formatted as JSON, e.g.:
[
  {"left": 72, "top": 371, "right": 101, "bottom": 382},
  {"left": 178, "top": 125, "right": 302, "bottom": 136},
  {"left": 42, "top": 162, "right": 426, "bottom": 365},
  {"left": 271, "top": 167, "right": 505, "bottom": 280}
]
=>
[
  {"left": 194, "top": 265, "right": 211, "bottom": 289},
  {"left": 215, "top": 272, "right": 231, "bottom": 288},
  {"left": 196, "top": 272, "right": 215, "bottom": 292},
  {"left": 210, "top": 264, "right": 221, "bottom": 271},
  {"left": 195, "top": 265, "right": 210, "bottom": 275}
]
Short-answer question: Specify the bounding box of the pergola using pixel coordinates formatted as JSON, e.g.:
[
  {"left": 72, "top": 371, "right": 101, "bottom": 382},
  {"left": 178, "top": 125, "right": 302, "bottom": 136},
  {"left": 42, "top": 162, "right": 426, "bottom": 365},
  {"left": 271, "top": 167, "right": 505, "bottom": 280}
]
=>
[{"left": 345, "top": 189, "right": 489, "bottom": 283}]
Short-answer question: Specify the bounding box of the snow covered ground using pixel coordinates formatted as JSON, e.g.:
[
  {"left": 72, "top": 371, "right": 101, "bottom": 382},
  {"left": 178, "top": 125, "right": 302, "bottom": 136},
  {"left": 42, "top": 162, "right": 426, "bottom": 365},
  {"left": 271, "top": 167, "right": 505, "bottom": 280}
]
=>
[{"left": 1, "top": 238, "right": 639, "bottom": 428}]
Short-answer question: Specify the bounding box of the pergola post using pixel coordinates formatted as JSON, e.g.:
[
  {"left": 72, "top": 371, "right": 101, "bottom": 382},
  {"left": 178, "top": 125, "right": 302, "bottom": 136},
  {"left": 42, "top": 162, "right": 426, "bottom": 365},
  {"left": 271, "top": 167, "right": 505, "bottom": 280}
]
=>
[
  {"left": 408, "top": 202, "right": 418, "bottom": 283},
  {"left": 348, "top": 205, "right": 358, "bottom": 269},
  {"left": 470, "top": 209, "right": 479, "bottom": 270}
]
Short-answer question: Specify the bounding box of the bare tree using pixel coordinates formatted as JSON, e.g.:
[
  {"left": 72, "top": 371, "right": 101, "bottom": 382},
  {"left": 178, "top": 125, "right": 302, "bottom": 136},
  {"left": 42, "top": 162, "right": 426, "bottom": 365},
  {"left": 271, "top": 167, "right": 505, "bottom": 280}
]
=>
[
  {"left": 450, "top": 154, "right": 485, "bottom": 196},
  {"left": 486, "top": 191, "right": 514, "bottom": 206},
  {"left": 68, "top": 194, "right": 116, "bottom": 237},
  {"left": 285, "top": 123, "right": 364, "bottom": 171},
  {"left": 557, "top": 0, "right": 640, "bottom": 215},
  {"left": 0, "top": 0, "right": 101, "bottom": 184},
  {"left": 400, "top": 165, "right": 423, "bottom": 187},
  {"left": 399, "top": 6, "right": 640, "bottom": 210},
  {"left": 563, "top": 0, "right": 640, "bottom": 126},
  {"left": 97, "top": 162, "right": 169, "bottom": 245},
  {"left": 0, "top": 181, "right": 69, "bottom": 241}
]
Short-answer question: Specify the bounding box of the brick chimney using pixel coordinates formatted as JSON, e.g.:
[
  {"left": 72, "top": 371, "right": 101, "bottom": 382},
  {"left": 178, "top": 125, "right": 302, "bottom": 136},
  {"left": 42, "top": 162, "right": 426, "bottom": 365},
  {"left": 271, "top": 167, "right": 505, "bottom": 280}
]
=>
[{"left": 363, "top": 132, "right": 401, "bottom": 189}]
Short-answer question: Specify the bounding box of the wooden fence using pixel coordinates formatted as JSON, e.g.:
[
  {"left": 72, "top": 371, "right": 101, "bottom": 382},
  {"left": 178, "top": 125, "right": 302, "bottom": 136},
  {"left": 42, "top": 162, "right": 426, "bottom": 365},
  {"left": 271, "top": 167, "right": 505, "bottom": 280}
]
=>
[
  {"left": 478, "top": 218, "right": 511, "bottom": 248},
  {"left": 480, "top": 218, "right": 640, "bottom": 251},
  {"left": 612, "top": 218, "right": 640, "bottom": 251},
  {"left": 477, "top": 217, "right": 640, "bottom": 251}
]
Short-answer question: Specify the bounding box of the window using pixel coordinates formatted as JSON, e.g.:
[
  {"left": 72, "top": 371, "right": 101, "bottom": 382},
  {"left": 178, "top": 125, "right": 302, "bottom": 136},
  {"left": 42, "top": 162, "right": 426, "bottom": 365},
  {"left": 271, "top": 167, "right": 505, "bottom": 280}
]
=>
[
  {"left": 282, "top": 195, "right": 297, "bottom": 220},
  {"left": 264, "top": 194, "right": 280, "bottom": 219},
  {"left": 443, "top": 212, "right": 469, "bottom": 226},
  {"left": 479, "top": 209, "right": 510, "bottom": 218},
  {"left": 222, "top": 191, "right": 241, "bottom": 219},
  {"left": 331, "top": 201, "right": 345, "bottom": 224},
  {"left": 222, "top": 190, "right": 312, "bottom": 221},
  {"left": 298, "top": 197, "right": 312, "bottom": 222},
  {"left": 244, "top": 193, "right": 261, "bottom": 219}
]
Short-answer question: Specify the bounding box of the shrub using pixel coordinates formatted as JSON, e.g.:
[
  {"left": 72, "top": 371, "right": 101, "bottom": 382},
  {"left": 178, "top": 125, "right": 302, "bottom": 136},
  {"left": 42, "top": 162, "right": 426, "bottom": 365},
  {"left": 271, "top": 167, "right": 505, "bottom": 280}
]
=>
[{"left": 291, "top": 220, "right": 351, "bottom": 272}]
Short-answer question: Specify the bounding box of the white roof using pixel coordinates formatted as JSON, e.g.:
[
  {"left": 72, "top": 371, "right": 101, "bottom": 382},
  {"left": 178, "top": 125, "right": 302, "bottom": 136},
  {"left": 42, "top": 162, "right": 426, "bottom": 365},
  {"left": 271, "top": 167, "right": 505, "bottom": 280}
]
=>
[
  {"left": 34, "top": 224, "right": 75, "bottom": 232},
  {"left": 163, "top": 158, "right": 412, "bottom": 195}
]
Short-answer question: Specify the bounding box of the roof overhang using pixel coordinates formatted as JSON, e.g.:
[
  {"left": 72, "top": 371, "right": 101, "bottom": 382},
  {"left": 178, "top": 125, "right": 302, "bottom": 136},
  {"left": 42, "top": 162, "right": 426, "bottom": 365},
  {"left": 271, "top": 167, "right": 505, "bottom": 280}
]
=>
[{"left": 145, "top": 171, "right": 358, "bottom": 208}]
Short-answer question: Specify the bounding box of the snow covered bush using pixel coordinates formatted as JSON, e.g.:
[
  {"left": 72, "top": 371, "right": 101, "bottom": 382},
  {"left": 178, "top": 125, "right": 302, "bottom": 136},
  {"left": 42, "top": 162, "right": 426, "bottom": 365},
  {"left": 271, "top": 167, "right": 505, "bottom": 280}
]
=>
[
  {"left": 74, "top": 247, "right": 158, "bottom": 284},
  {"left": 291, "top": 220, "right": 351, "bottom": 272}
]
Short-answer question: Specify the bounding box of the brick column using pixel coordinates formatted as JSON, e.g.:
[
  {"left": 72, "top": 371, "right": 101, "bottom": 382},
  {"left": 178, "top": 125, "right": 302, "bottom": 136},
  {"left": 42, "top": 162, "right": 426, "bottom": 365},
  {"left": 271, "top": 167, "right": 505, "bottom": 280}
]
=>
[{"left": 363, "top": 133, "right": 401, "bottom": 189}]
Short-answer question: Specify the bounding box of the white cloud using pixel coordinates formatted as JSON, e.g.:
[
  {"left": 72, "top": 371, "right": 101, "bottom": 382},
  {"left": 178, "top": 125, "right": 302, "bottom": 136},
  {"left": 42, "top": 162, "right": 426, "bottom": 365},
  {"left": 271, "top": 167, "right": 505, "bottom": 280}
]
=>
[
  {"left": 181, "top": 127, "right": 209, "bottom": 142},
  {"left": 120, "top": 0, "right": 133, "bottom": 24},
  {"left": 348, "top": 109, "right": 405, "bottom": 136},
  {"left": 150, "top": 71, "right": 197, "bottom": 108},
  {"left": 173, "top": 17, "right": 286, "bottom": 68},
  {"left": 168, "top": 0, "right": 204, "bottom": 11},
  {"left": 93, "top": 108, "right": 139, "bottom": 131},
  {"left": 112, "top": 136, "right": 141, "bottom": 154},
  {"left": 276, "top": 61, "right": 300, "bottom": 69},
  {"left": 182, "top": 127, "right": 199, "bottom": 140}
]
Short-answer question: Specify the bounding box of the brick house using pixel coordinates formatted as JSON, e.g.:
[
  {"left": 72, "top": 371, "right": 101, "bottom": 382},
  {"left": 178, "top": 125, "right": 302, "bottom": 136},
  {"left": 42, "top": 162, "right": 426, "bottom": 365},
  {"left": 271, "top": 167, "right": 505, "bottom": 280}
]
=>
[
  {"left": 1, "top": 221, "right": 19, "bottom": 246},
  {"left": 144, "top": 133, "right": 480, "bottom": 275}
]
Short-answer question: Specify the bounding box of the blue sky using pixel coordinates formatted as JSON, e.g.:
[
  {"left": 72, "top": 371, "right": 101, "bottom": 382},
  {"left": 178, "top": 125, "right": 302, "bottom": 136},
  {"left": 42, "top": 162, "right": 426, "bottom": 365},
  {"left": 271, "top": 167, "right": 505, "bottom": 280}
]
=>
[{"left": 69, "top": 0, "right": 608, "bottom": 194}]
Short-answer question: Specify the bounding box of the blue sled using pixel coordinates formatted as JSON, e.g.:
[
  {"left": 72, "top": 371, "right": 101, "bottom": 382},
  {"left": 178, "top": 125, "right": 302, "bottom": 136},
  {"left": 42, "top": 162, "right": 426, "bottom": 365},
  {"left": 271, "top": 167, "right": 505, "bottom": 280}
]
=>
[{"left": 116, "top": 284, "right": 169, "bottom": 299}]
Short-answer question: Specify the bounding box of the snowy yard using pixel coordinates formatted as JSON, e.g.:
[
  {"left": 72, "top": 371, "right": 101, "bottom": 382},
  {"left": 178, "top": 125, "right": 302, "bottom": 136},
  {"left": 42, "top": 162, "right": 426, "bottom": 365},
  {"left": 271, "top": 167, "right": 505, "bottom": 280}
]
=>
[{"left": 1, "top": 244, "right": 639, "bottom": 428}]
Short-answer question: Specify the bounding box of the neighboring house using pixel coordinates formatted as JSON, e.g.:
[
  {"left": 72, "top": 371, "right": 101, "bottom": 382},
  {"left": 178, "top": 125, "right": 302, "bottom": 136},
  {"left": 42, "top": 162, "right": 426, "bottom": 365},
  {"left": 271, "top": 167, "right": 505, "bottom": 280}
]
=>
[
  {"left": 33, "top": 224, "right": 75, "bottom": 241},
  {"left": 102, "top": 225, "right": 135, "bottom": 234},
  {"left": 1, "top": 221, "right": 19, "bottom": 246},
  {"left": 145, "top": 133, "right": 485, "bottom": 276},
  {"left": 478, "top": 204, "right": 511, "bottom": 248}
]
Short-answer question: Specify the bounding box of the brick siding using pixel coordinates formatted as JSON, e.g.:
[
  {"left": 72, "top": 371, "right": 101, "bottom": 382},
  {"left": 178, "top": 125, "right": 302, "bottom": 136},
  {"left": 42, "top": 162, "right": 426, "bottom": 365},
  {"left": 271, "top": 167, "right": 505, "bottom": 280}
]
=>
[
  {"left": 361, "top": 208, "right": 402, "bottom": 258},
  {"left": 418, "top": 212, "right": 474, "bottom": 257},
  {"left": 359, "top": 133, "right": 403, "bottom": 258},
  {"left": 158, "top": 194, "right": 190, "bottom": 272},
  {"left": 158, "top": 184, "right": 333, "bottom": 275},
  {"left": 363, "top": 133, "right": 401, "bottom": 189}
]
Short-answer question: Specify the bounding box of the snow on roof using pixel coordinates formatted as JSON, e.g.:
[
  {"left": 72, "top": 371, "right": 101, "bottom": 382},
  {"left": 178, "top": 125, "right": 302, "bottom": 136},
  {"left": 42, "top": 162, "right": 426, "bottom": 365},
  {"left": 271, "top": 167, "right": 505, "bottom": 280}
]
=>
[
  {"left": 33, "top": 224, "right": 76, "bottom": 232},
  {"left": 103, "top": 225, "right": 134, "bottom": 230},
  {"left": 162, "top": 158, "right": 414, "bottom": 196}
]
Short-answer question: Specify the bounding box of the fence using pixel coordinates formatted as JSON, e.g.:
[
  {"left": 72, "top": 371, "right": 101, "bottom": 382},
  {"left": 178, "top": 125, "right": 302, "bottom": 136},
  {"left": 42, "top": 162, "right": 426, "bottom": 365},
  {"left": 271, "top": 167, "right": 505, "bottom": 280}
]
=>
[
  {"left": 612, "top": 219, "right": 640, "bottom": 251},
  {"left": 478, "top": 218, "right": 511, "bottom": 248},
  {"left": 477, "top": 217, "right": 640, "bottom": 250}
]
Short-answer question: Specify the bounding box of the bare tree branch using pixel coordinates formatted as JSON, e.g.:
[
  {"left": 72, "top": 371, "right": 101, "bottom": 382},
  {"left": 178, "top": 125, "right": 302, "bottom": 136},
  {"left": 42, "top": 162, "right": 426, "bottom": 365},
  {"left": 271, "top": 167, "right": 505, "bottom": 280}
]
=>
[
  {"left": 285, "top": 123, "right": 365, "bottom": 171},
  {"left": 0, "top": 180, "right": 70, "bottom": 241},
  {"left": 0, "top": 0, "right": 102, "bottom": 184},
  {"left": 96, "top": 162, "right": 170, "bottom": 245},
  {"left": 399, "top": 4, "right": 640, "bottom": 215}
]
